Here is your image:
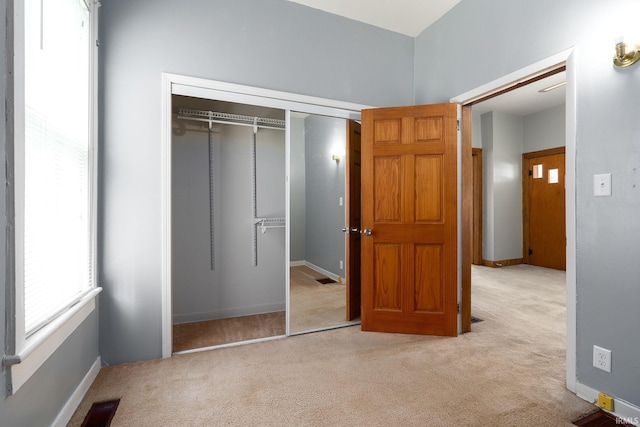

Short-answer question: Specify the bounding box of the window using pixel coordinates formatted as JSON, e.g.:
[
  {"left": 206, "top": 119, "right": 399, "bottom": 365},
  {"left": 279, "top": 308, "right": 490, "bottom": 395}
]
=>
[
  {"left": 23, "top": 0, "right": 94, "bottom": 336},
  {"left": 532, "top": 164, "right": 543, "bottom": 179},
  {"left": 7, "top": 0, "right": 99, "bottom": 393}
]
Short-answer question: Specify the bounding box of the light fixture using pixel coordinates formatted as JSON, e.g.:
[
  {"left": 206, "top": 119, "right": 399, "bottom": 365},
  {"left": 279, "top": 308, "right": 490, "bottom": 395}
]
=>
[
  {"left": 613, "top": 37, "right": 640, "bottom": 68},
  {"left": 539, "top": 81, "right": 566, "bottom": 93},
  {"left": 332, "top": 154, "right": 340, "bottom": 163}
]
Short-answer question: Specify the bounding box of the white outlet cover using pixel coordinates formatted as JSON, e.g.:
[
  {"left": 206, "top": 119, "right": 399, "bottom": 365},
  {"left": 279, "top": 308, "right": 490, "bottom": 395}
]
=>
[
  {"left": 593, "top": 345, "right": 612, "bottom": 373},
  {"left": 594, "top": 173, "right": 612, "bottom": 197}
]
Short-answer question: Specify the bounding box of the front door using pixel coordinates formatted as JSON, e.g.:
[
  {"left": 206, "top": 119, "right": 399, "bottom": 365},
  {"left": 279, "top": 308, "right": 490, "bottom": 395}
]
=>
[
  {"left": 361, "top": 104, "right": 458, "bottom": 336},
  {"left": 524, "top": 149, "right": 566, "bottom": 270}
]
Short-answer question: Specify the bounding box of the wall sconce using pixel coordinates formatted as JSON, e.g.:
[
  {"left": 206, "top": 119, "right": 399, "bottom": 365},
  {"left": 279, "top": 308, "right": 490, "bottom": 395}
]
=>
[
  {"left": 332, "top": 154, "right": 340, "bottom": 163},
  {"left": 613, "top": 37, "right": 640, "bottom": 68}
]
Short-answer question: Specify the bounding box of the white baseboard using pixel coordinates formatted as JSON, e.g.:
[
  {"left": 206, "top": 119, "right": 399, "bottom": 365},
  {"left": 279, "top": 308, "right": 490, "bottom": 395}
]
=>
[
  {"left": 173, "top": 302, "right": 286, "bottom": 324},
  {"left": 576, "top": 381, "right": 640, "bottom": 426},
  {"left": 52, "top": 356, "right": 101, "bottom": 427}
]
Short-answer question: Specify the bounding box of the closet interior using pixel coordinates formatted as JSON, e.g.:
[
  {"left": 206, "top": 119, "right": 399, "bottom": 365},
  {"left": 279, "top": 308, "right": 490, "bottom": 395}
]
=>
[
  {"left": 171, "top": 96, "right": 286, "bottom": 352},
  {"left": 171, "top": 95, "right": 356, "bottom": 354}
]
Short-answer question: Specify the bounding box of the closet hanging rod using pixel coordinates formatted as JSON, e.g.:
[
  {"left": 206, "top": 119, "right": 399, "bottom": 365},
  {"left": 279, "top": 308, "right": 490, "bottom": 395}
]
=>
[{"left": 178, "top": 108, "right": 286, "bottom": 131}]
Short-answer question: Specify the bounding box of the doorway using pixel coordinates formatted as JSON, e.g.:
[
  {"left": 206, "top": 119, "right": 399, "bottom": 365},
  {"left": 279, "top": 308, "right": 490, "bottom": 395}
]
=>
[{"left": 453, "top": 49, "right": 578, "bottom": 391}]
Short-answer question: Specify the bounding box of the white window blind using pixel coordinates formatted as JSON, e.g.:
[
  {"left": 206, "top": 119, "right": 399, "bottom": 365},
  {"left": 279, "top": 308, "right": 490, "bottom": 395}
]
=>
[{"left": 23, "top": 0, "right": 93, "bottom": 336}]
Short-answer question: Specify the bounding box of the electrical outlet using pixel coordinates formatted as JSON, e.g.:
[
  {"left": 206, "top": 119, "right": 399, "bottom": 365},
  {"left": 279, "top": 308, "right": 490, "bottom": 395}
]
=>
[{"left": 593, "top": 345, "right": 612, "bottom": 373}]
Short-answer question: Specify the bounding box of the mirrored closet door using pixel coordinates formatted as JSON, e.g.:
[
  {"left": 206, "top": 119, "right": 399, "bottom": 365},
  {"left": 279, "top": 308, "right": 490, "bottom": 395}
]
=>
[{"left": 288, "top": 113, "right": 360, "bottom": 334}]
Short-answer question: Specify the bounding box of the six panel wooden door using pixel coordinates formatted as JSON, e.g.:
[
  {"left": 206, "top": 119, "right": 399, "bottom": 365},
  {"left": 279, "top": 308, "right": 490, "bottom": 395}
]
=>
[{"left": 361, "top": 104, "right": 458, "bottom": 336}]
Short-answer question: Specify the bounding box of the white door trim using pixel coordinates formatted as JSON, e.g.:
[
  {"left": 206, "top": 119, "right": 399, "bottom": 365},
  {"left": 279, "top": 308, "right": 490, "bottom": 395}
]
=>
[
  {"left": 450, "top": 47, "right": 578, "bottom": 393},
  {"left": 161, "top": 73, "right": 370, "bottom": 358}
]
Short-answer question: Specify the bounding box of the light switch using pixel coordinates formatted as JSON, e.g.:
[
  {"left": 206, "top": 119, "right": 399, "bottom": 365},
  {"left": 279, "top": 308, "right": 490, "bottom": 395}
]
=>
[
  {"left": 339, "top": 197, "right": 344, "bottom": 206},
  {"left": 594, "top": 173, "right": 612, "bottom": 197}
]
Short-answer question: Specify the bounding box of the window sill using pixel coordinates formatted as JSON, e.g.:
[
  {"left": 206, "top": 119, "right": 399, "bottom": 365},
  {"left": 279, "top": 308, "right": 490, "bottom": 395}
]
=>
[{"left": 2, "top": 287, "right": 102, "bottom": 394}]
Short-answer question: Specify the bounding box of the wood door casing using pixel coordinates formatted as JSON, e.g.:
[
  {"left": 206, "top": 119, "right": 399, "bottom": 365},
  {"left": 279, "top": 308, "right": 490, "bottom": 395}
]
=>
[
  {"left": 461, "top": 105, "right": 472, "bottom": 333},
  {"left": 472, "top": 148, "right": 483, "bottom": 266},
  {"left": 523, "top": 148, "right": 566, "bottom": 270},
  {"left": 346, "top": 120, "right": 361, "bottom": 321},
  {"left": 361, "top": 104, "right": 458, "bottom": 337}
]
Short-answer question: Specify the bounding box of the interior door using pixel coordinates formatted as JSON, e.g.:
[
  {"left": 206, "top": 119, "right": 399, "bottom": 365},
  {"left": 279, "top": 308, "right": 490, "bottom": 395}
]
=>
[
  {"left": 346, "top": 120, "right": 362, "bottom": 320},
  {"left": 524, "top": 149, "right": 566, "bottom": 270},
  {"left": 361, "top": 104, "right": 458, "bottom": 336}
]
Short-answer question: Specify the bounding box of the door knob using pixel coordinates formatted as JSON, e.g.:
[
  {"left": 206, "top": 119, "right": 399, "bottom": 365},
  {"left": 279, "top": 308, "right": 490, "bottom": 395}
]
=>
[
  {"left": 341, "top": 228, "right": 349, "bottom": 233},
  {"left": 363, "top": 228, "right": 373, "bottom": 236}
]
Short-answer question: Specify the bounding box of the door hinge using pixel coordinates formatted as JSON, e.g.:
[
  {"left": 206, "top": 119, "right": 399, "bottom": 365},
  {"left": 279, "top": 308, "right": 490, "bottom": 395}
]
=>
[
  {"left": 457, "top": 303, "right": 461, "bottom": 314},
  {"left": 456, "top": 119, "right": 460, "bottom": 131}
]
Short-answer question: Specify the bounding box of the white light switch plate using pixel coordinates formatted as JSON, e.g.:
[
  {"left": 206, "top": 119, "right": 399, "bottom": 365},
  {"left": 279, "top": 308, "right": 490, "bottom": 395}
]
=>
[{"left": 594, "top": 173, "right": 612, "bottom": 197}]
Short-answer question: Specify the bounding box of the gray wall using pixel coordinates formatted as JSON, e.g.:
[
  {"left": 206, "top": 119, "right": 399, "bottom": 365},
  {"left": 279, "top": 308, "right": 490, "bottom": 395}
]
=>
[
  {"left": 304, "top": 115, "right": 346, "bottom": 277},
  {"left": 290, "top": 115, "right": 306, "bottom": 262},
  {"left": 472, "top": 111, "right": 483, "bottom": 148},
  {"left": 0, "top": 312, "right": 99, "bottom": 426},
  {"left": 1, "top": 1, "right": 100, "bottom": 425},
  {"left": 172, "top": 117, "right": 285, "bottom": 324},
  {"left": 481, "top": 112, "right": 523, "bottom": 262},
  {"left": 415, "top": 0, "right": 640, "bottom": 408},
  {"left": 99, "top": 0, "right": 414, "bottom": 364},
  {"left": 523, "top": 104, "right": 566, "bottom": 153},
  {"left": 1, "top": 0, "right": 8, "bottom": 402}
]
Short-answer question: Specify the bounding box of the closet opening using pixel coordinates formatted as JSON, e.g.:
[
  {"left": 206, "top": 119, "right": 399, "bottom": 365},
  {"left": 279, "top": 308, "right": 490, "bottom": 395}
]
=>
[
  {"left": 171, "top": 96, "right": 287, "bottom": 353},
  {"left": 164, "top": 78, "right": 369, "bottom": 355}
]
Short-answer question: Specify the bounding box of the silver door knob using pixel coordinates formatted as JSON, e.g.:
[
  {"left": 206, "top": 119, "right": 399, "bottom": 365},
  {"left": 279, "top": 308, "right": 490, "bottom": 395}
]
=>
[
  {"left": 363, "top": 228, "right": 373, "bottom": 236},
  {"left": 341, "top": 228, "right": 349, "bottom": 233}
]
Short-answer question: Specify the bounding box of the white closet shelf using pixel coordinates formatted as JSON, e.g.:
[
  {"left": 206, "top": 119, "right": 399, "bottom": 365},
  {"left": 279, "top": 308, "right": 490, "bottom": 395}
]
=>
[
  {"left": 254, "top": 217, "right": 286, "bottom": 233},
  {"left": 178, "top": 108, "right": 286, "bottom": 131}
]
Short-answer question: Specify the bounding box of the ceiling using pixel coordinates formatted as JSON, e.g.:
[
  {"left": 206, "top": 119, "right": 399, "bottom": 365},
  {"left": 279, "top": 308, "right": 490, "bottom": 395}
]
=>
[
  {"left": 287, "top": 0, "right": 461, "bottom": 37},
  {"left": 288, "top": 0, "right": 566, "bottom": 116},
  {"left": 472, "top": 71, "right": 566, "bottom": 117}
]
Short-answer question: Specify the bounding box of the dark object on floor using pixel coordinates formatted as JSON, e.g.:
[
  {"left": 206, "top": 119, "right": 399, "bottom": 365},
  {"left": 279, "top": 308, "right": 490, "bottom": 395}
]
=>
[
  {"left": 470, "top": 316, "right": 483, "bottom": 323},
  {"left": 81, "top": 399, "right": 120, "bottom": 427},
  {"left": 317, "top": 277, "right": 337, "bottom": 284},
  {"left": 573, "top": 409, "right": 632, "bottom": 426}
]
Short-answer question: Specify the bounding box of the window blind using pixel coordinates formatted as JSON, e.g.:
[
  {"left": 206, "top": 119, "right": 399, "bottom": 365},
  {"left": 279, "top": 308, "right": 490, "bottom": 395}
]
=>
[{"left": 23, "top": 0, "right": 93, "bottom": 336}]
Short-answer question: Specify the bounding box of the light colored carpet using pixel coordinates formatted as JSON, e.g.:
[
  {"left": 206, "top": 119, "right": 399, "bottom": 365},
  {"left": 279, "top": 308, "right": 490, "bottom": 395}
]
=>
[{"left": 68, "top": 264, "right": 596, "bottom": 426}]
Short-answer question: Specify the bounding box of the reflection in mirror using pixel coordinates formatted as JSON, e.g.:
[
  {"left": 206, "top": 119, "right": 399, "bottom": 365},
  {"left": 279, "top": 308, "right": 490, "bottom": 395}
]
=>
[{"left": 289, "top": 113, "right": 358, "bottom": 334}]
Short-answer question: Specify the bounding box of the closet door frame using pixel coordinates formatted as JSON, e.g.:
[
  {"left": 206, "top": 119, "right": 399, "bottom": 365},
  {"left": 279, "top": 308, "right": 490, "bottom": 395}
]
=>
[{"left": 161, "top": 73, "right": 371, "bottom": 358}]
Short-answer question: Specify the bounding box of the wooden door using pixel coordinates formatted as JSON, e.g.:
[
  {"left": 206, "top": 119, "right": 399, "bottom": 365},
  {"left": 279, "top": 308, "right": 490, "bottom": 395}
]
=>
[
  {"left": 523, "top": 148, "right": 566, "bottom": 270},
  {"left": 346, "top": 120, "right": 362, "bottom": 321},
  {"left": 361, "top": 104, "right": 458, "bottom": 336}
]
